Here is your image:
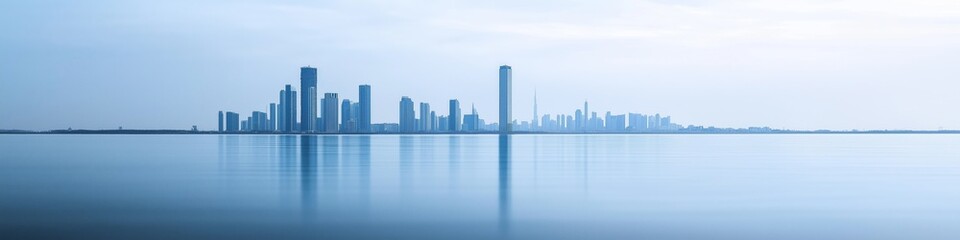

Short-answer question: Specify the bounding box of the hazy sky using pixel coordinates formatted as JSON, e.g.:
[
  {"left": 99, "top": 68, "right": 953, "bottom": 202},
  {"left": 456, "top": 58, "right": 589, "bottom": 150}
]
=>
[{"left": 2, "top": 0, "right": 959, "bottom": 131}]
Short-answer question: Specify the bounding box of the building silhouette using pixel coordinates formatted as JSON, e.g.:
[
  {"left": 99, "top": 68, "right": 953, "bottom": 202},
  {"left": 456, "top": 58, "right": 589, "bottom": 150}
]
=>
[
  {"left": 419, "top": 102, "right": 431, "bottom": 132},
  {"left": 359, "top": 85, "right": 371, "bottom": 133},
  {"left": 322, "top": 93, "right": 338, "bottom": 133},
  {"left": 449, "top": 99, "right": 461, "bottom": 132},
  {"left": 225, "top": 112, "right": 240, "bottom": 132},
  {"left": 301, "top": 67, "right": 318, "bottom": 133},
  {"left": 400, "top": 97, "right": 415, "bottom": 133},
  {"left": 499, "top": 65, "right": 512, "bottom": 133}
]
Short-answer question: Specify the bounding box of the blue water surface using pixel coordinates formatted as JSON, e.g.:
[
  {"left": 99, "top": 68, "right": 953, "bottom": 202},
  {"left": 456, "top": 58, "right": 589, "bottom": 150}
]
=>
[{"left": 1, "top": 134, "right": 959, "bottom": 239}]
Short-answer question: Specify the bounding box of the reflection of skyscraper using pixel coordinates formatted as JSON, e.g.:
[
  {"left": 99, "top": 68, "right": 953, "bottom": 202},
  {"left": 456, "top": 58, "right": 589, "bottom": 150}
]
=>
[
  {"left": 322, "top": 93, "right": 339, "bottom": 133},
  {"left": 399, "top": 97, "right": 415, "bottom": 133},
  {"left": 359, "top": 85, "right": 371, "bottom": 133},
  {"left": 301, "top": 67, "right": 318, "bottom": 133},
  {"left": 449, "top": 99, "right": 461, "bottom": 132},
  {"left": 299, "top": 136, "right": 318, "bottom": 218},
  {"left": 499, "top": 65, "right": 512, "bottom": 133},
  {"left": 497, "top": 134, "right": 511, "bottom": 234}
]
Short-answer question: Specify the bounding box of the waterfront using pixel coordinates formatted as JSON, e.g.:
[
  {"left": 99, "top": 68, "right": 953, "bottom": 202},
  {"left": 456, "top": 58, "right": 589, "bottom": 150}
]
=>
[{"left": 1, "top": 134, "right": 959, "bottom": 239}]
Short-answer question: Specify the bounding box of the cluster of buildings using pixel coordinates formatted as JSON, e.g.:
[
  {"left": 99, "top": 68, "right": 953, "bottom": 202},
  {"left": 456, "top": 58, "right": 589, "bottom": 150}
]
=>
[
  {"left": 218, "top": 67, "right": 373, "bottom": 133},
  {"left": 217, "top": 64, "right": 688, "bottom": 134}
]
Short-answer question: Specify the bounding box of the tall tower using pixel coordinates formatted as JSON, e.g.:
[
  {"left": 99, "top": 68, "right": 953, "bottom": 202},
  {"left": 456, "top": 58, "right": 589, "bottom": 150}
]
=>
[
  {"left": 499, "top": 65, "right": 512, "bottom": 133},
  {"left": 322, "top": 93, "right": 339, "bottom": 133},
  {"left": 532, "top": 89, "right": 538, "bottom": 130},
  {"left": 283, "top": 84, "right": 297, "bottom": 132},
  {"left": 399, "top": 97, "right": 415, "bottom": 133},
  {"left": 300, "top": 67, "right": 318, "bottom": 132},
  {"left": 419, "top": 102, "right": 431, "bottom": 132},
  {"left": 449, "top": 99, "right": 462, "bottom": 132},
  {"left": 359, "top": 85, "right": 371, "bottom": 133},
  {"left": 583, "top": 100, "right": 588, "bottom": 131}
]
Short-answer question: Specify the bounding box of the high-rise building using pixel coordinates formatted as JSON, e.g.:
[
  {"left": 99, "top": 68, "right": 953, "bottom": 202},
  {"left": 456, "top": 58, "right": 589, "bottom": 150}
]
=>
[
  {"left": 499, "top": 65, "right": 512, "bottom": 133},
  {"left": 218, "top": 111, "right": 224, "bottom": 132},
  {"left": 438, "top": 115, "right": 448, "bottom": 131},
  {"left": 419, "top": 102, "right": 431, "bottom": 132},
  {"left": 350, "top": 102, "right": 360, "bottom": 130},
  {"left": 341, "top": 99, "right": 356, "bottom": 133},
  {"left": 225, "top": 112, "right": 240, "bottom": 132},
  {"left": 399, "top": 97, "right": 415, "bottom": 133},
  {"left": 322, "top": 93, "right": 338, "bottom": 133},
  {"left": 583, "top": 101, "right": 589, "bottom": 131},
  {"left": 278, "top": 90, "right": 286, "bottom": 132},
  {"left": 269, "top": 103, "right": 277, "bottom": 131},
  {"left": 430, "top": 111, "right": 437, "bottom": 131},
  {"left": 532, "top": 89, "right": 538, "bottom": 131},
  {"left": 359, "top": 85, "right": 371, "bottom": 133},
  {"left": 281, "top": 84, "right": 297, "bottom": 132},
  {"left": 463, "top": 104, "right": 479, "bottom": 132},
  {"left": 300, "top": 67, "right": 318, "bottom": 133},
  {"left": 449, "top": 99, "right": 461, "bottom": 132}
]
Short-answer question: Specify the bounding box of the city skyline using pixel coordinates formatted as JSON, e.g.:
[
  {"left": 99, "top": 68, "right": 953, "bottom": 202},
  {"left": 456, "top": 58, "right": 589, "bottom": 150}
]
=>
[
  {"left": 215, "top": 64, "right": 778, "bottom": 134},
  {"left": 4, "top": 1, "right": 960, "bottom": 131}
]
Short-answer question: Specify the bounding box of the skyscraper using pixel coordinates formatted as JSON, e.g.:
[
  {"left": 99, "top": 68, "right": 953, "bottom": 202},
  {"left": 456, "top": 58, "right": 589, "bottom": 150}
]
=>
[
  {"left": 341, "top": 99, "right": 355, "bottom": 133},
  {"left": 583, "top": 101, "right": 589, "bottom": 131},
  {"left": 269, "top": 103, "right": 277, "bottom": 131},
  {"left": 499, "top": 65, "right": 512, "bottom": 133},
  {"left": 463, "top": 104, "right": 479, "bottom": 132},
  {"left": 419, "top": 102, "right": 431, "bottom": 132},
  {"left": 225, "top": 112, "right": 240, "bottom": 132},
  {"left": 322, "top": 93, "right": 338, "bottom": 133},
  {"left": 399, "top": 97, "right": 415, "bottom": 133},
  {"left": 282, "top": 84, "right": 297, "bottom": 132},
  {"left": 300, "top": 67, "right": 318, "bottom": 133},
  {"left": 449, "top": 99, "right": 461, "bottom": 132},
  {"left": 359, "top": 85, "right": 371, "bottom": 133},
  {"left": 278, "top": 89, "right": 286, "bottom": 132},
  {"left": 532, "top": 89, "right": 538, "bottom": 131},
  {"left": 218, "top": 111, "right": 224, "bottom": 132}
]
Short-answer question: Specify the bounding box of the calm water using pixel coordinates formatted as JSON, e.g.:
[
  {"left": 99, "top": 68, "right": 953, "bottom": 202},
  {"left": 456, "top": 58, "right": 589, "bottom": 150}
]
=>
[{"left": 1, "top": 134, "right": 959, "bottom": 239}]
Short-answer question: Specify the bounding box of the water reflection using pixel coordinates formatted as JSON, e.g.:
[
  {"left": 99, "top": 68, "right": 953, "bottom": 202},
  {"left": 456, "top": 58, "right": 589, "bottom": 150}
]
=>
[
  {"left": 400, "top": 136, "right": 414, "bottom": 192},
  {"left": 300, "top": 136, "right": 318, "bottom": 219},
  {"left": 449, "top": 135, "right": 460, "bottom": 189},
  {"left": 498, "top": 134, "right": 511, "bottom": 235}
]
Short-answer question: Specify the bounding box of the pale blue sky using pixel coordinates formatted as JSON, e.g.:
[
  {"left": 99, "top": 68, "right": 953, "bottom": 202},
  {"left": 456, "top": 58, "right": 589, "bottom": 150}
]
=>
[{"left": 2, "top": 0, "right": 959, "bottom": 131}]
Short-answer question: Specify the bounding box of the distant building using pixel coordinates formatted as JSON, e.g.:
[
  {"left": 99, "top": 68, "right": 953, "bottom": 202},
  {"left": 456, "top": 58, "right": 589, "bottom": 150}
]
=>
[
  {"left": 463, "top": 104, "right": 480, "bottom": 132},
  {"left": 300, "top": 67, "right": 318, "bottom": 133},
  {"left": 322, "top": 93, "right": 338, "bottom": 133},
  {"left": 281, "top": 85, "right": 297, "bottom": 132},
  {"left": 449, "top": 99, "right": 461, "bottom": 132},
  {"left": 359, "top": 85, "right": 372, "bottom": 133},
  {"left": 269, "top": 103, "right": 277, "bottom": 131},
  {"left": 399, "top": 97, "right": 415, "bottom": 133},
  {"left": 419, "top": 102, "right": 431, "bottom": 132},
  {"left": 499, "top": 65, "right": 512, "bottom": 133},
  {"left": 341, "top": 99, "right": 356, "bottom": 133},
  {"left": 438, "top": 115, "right": 448, "bottom": 131},
  {"left": 218, "top": 111, "right": 224, "bottom": 132},
  {"left": 225, "top": 112, "right": 240, "bottom": 132}
]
